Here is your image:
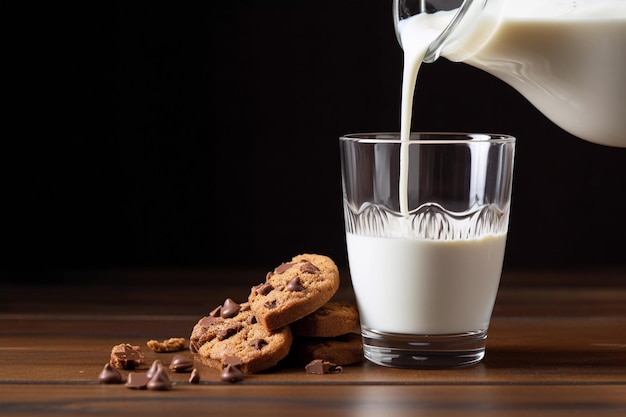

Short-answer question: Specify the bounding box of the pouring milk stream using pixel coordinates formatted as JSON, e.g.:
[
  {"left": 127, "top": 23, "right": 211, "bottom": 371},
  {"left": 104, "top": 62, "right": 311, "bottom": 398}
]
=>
[{"left": 396, "top": 0, "right": 626, "bottom": 215}]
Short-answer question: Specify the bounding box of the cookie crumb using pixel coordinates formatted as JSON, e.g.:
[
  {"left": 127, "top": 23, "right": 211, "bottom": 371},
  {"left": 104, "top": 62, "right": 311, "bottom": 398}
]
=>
[
  {"left": 110, "top": 343, "right": 144, "bottom": 369},
  {"left": 147, "top": 337, "right": 186, "bottom": 353}
]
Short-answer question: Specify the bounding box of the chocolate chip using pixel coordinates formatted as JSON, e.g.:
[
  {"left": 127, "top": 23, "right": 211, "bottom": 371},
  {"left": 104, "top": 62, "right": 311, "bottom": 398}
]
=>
[
  {"left": 223, "top": 355, "right": 242, "bottom": 367},
  {"left": 246, "top": 315, "right": 257, "bottom": 325},
  {"left": 146, "top": 360, "right": 163, "bottom": 379},
  {"left": 274, "top": 262, "right": 295, "bottom": 274},
  {"left": 98, "top": 363, "right": 122, "bottom": 384},
  {"left": 146, "top": 366, "right": 172, "bottom": 391},
  {"left": 189, "top": 368, "right": 200, "bottom": 384},
  {"left": 189, "top": 341, "right": 199, "bottom": 353},
  {"left": 216, "top": 323, "right": 243, "bottom": 340},
  {"left": 305, "top": 359, "right": 343, "bottom": 375},
  {"left": 255, "top": 283, "right": 274, "bottom": 296},
  {"left": 125, "top": 372, "right": 150, "bottom": 389},
  {"left": 169, "top": 355, "right": 194, "bottom": 372},
  {"left": 299, "top": 261, "right": 320, "bottom": 274},
  {"left": 220, "top": 298, "right": 240, "bottom": 318},
  {"left": 287, "top": 276, "right": 304, "bottom": 292},
  {"left": 220, "top": 364, "right": 244, "bottom": 383},
  {"left": 264, "top": 300, "right": 277, "bottom": 309},
  {"left": 208, "top": 306, "right": 222, "bottom": 317},
  {"left": 250, "top": 338, "right": 268, "bottom": 350}
]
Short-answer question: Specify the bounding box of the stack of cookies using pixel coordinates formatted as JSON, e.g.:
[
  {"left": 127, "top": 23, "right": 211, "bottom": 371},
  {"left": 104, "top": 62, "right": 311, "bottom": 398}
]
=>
[{"left": 189, "top": 254, "right": 363, "bottom": 374}]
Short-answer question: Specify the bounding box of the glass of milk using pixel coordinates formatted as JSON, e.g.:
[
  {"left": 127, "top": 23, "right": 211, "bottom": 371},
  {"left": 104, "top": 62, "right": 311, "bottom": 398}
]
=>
[{"left": 340, "top": 132, "right": 515, "bottom": 368}]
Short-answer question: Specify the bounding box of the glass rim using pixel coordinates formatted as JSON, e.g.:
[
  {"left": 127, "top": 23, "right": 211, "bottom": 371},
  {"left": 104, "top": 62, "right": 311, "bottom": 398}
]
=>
[{"left": 340, "top": 132, "right": 516, "bottom": 144}]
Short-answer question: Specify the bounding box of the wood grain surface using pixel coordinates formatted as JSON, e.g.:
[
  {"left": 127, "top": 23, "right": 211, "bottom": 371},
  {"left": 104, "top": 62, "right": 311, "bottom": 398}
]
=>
[{"left": 1, "top": 268, "right": 625, "bottom": 416}]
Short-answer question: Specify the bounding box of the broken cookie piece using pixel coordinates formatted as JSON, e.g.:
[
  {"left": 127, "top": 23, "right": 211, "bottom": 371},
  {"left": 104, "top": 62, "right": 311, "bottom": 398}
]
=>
[{"left": 110, "top": 343, "right": 144, "bottom": 370}]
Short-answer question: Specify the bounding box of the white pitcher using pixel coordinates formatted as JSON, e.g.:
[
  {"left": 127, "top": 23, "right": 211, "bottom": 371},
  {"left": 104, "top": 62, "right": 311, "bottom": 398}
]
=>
[{"left": 394, "top": 0, "right": 626, "bottom": 147}]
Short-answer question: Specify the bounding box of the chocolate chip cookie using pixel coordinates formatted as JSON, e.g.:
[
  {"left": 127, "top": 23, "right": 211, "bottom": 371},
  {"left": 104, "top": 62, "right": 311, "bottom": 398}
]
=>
[
  {"left": 190, "top": 299, "right": 292, "bottom": 374},
  {"left": 248, "top": 254, "right": 340, "bottom": 331},
  {"left": 291, "top": 301, "right": 360, "bottom": 338},
  {"left": 292, "top": 333, "right": 364, "bottom": 366}
]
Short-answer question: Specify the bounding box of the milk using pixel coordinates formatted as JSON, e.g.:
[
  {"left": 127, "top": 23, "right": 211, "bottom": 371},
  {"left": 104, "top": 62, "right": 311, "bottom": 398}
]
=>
[
  {"left": 461, "top": 17, "right": 626, "bottom": 147},
  {"left": 398, "top": 0, "right": 626, "bottom": 147},
  {"left": 398, "top": 11, "right": 456, "bottom": 215},
  {"left": 347, "top": 232, "right": 507, "bottom": 335}
]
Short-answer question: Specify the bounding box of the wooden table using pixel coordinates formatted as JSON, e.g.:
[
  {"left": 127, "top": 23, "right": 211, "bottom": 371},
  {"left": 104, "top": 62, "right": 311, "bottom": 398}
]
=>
[{"left": 1, "top": 268, "right": 626, "bottom": 416}]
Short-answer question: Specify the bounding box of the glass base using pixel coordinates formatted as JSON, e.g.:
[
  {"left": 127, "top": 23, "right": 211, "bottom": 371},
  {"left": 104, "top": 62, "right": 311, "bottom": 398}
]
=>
[{"left": 361, "top": 328, "right": 488, "bottom": 369}]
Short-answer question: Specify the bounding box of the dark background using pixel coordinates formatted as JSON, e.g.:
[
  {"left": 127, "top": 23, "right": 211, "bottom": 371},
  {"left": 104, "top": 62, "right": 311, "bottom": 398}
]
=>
[{"left": 3, "top": 0, "right": 625, "bottom": 282}]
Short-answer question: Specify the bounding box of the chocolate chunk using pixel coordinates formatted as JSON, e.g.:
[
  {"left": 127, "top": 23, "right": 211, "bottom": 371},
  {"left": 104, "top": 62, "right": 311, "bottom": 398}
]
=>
[
  {"left": 146, "top": 360, "right": 163, "bottom": 379},
  {"left": 189, "top": 341, "right": 199, "bottom": 353},
  {"left": 146, "top": 366, "right": 172, "bottom": 391},
  {"left": 246, "top": 315, "right": 257, "bottom": 325},
  {"left": 208, "top": 306, "right": 222, "bottom": 317},
  {"left": 223, "top": 355, "right": 242, "bottom": 367},
  {"left": 264, "top": 300, "right": 277, "bottom": 309},
  {"left": 220, "top": 364, "right": 244, "bottom": 383},
  {"left": 287, "top": 276, "right": 304, "bottom": 292},
  {"left": 125, "top": 372, "right": 150, "bottom": 389},
  {"left": 216, "top": 323, "right": 243, "bottom": 340},
  {"left": 189, "top": 368, "right": 200, "bottom": 384},
  {"left": 255, "top": 283, "right": 274, "bottom": 296},
  {"left": 299, "top": 261, "right": 320, "bottom": 274},
  {"left": 305, "top": 359, "right": 343, "bottom": 375},
  {"left": 98, "top": 363, "right": 122, "bottom": 384},
  {"left": 250, "top": 338, "right": 268, "bottom": 350},
  {"left": 274, "top": 262, "right": 294, "bottom": 274},
  {"left": 169, "top": 355, "right": 194, "bottom": 372},
  {"left": 221, "top": 298, "right": 241, "bottom": 318},
  {"left": 199, "top": 316, "right": 222, "bottom": 327}
]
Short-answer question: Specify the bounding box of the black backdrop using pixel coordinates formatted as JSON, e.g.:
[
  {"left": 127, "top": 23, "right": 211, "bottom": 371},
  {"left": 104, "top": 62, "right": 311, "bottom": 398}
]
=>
[{"left": 3, "top": 0, "right": 626, "bottom": 281}]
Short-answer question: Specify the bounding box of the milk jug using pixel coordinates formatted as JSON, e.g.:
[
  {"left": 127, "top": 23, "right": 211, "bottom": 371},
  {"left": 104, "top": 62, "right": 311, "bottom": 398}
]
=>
[{"left": 394, "top": 0, "right": 626, "bottom": 147}]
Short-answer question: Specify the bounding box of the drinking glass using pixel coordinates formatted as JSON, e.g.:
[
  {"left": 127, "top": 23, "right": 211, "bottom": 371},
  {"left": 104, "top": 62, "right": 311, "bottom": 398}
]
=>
[{"left": 340, "top": 132, "right": 515, "bottom": 368}]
